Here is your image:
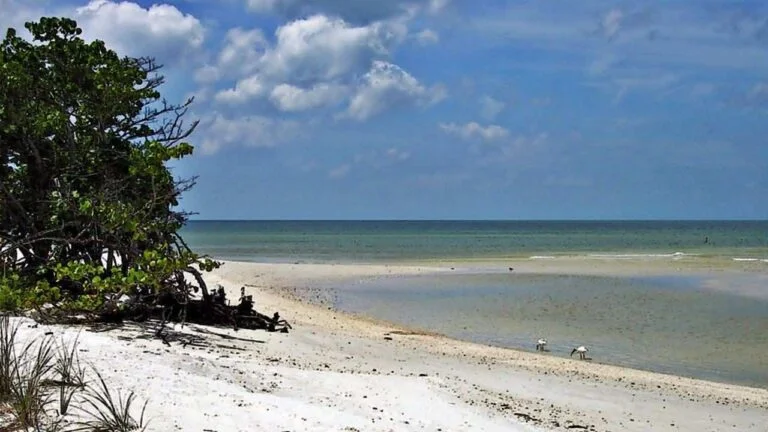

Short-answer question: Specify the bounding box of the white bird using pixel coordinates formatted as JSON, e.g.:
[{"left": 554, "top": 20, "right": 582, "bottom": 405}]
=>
[
  {"left": 535, "top": 338, "right": 548, "bottom": 351},
  {"left": 570, "top": 345, "right": 589, "bottom": 360}
]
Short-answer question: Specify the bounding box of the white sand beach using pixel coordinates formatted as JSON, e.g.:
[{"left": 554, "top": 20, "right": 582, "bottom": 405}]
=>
[{"left": 14, "top": 260, "right": 768, "bottom": 431}]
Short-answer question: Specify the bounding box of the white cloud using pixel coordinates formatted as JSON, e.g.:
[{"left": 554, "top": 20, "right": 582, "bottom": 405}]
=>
[
  {"left": 416, "top": 29, "right": 439, "bottom": 45},
  {"left": 195, "top": 28, "right": 267, "bottom": 84},
  {"left": 194, "top": 65, "right": 220, "bottom": 84},
  {"left": 197, "top": 113, "right": 301, "bottom": 154},
  {"left": 600, "top": 9, "right": 623, "bottom": 40},
  {"left": 439, "top": 122, "right": 509, "bottom": 141},
  {"left": 270, "top": 83, "right": 348, "bottom": 111},
  {"left": 386, "top": 147, "right": 411, "bottom": 161},
  {"left": 261, "top": 15, "right": 405, "bottom": 83},
  {"left": 480, "top": 95, "right": 505, "bottom": 120},
  {"left": 222, "top": 28, "right": 268, "bottom": 74},
  {"left": 185, "top": 87, "right": 214, "bottom": 105},
  {"left": 74, "top": 0, "right": 204, "bottom": 62},
  {"left": 201, "top": 11, "right": 443, "bottom": 120},
  {"left": 345, "top": 61, "right": 446, "bottom": 120},
  {"left": 328, "top": 164, "right": 350, "bottom": 179},
  {"left": 428, "top": 0, "right": 449, "bottom": 14},
  {"left": 213, "top": 15, "right": 412, "bottom": 107},
  {"left": 469, "top": 3, "right": 768, "bottom": 73},
  {"left": 214, "top": 75, "right": 266, "bottom": 104}
]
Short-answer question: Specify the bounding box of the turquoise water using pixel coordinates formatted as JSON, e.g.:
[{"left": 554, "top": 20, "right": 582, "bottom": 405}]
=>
[
  {"left": 182, "top": 220, "right": 768, "bottom": 263},
  {"left": 182, "top": 220, "right": 768, "bottom": 388}
]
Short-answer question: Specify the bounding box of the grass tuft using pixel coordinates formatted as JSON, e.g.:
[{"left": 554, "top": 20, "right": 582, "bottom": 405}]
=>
[
  {"left": 75, "top": 370, "right": 147, "bottom": 432},
  {"left": 54, "top": 334, "right": 86, "bottom": 417},
  {"left": 0, "top": 315, "right": 149, "bottom": 431}
]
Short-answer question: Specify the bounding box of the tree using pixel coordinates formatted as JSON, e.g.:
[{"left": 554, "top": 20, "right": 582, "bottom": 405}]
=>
[{"left": 0, "top": 17, "right": 219, "bottom": 316}]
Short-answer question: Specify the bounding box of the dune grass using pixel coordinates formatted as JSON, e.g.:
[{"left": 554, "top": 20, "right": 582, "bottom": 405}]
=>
[{"left": 0, "top": 315, "right": 148, "bottom": 431}]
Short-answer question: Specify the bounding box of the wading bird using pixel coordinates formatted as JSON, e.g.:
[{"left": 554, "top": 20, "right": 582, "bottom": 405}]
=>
[
  {"left": 535, "top": 338, "right": 548, "bottom": 351},
  {"left": 570, "top": 345, "right": 589, "bottom": 360}
]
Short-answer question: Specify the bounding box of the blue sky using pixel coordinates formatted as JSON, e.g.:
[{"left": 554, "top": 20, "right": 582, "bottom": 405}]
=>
[{"left": 4, "top": 0, "right": 768, "bottom": 219}]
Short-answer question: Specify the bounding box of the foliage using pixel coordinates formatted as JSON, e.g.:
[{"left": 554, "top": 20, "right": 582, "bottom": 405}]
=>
[{"left": 0, "top": 17, "right": 220, "bottom": 316}]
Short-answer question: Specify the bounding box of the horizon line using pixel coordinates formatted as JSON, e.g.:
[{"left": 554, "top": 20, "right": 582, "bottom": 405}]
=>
[{"left": 184, "top": 218, "right": 768, "bottom": 222}]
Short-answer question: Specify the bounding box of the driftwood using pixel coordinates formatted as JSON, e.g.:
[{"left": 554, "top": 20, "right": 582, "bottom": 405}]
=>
[
  {"left": 32, "top": 286, "right": 292, "bottom": 333},
  {"left": 231, "top": 287, "right": 293, "bottom": 332},
  {"left": 135, "top": 287, "right": 292, "bottom": 333}
]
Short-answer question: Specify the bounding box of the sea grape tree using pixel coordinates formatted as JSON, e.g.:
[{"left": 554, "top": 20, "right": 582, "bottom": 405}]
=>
[{"left": 0, "top": 17, "right": 219, "bottom": 314}]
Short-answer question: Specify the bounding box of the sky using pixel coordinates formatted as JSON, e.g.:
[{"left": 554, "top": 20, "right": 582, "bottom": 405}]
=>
[{"left": 3, "top": 0, "right": 768, "bottom": 220}]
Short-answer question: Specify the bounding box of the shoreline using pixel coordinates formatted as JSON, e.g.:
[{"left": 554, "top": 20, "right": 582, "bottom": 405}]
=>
[
  {"left": 212, "top": 259, "right": 768, "bottom": 385},
  {"left": 205, "top": 259, "right": 768, "bottom": 430},
  {"left": 13, "top": 258, "right": 765, "bottom": 431}
]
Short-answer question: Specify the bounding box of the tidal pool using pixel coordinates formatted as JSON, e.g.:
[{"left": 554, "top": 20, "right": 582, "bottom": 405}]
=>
[{"left": 329, "top": 272, "right": 768, "bottom": 388}]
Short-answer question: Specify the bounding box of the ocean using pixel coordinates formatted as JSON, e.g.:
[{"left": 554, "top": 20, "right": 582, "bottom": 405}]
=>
[
  {"left": 182, "top": 220, "right": 768, "bottom": 263},
  {"left": 182, "top": 220, "right": 768, "bottom": 388}
]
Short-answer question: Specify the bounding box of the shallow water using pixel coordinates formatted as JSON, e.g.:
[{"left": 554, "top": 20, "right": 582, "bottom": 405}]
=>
[
  {"left": 183, "top": 220, "right": 768, "bottom": 263},
  {"left": 183, "top": 220, "right": 768, "bottom": 387},
  {"left": 329, "top": 272, "right": 768, "bottom": 388}
]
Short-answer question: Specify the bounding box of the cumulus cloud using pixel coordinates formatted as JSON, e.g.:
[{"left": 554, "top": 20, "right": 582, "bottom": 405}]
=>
[
  {"left": 74, "top": 0, "right": 204, "bottom": 62},
  {"left": 245, "top": 0, "right": 448, "bottom": 24},
  {"left": 214, "top": 75, "right": 266, "bottom": 104},
  {"left": 439, "top": 122, "right": 509, "bottom": 141},
  {"left": 261, "top": 15, "right": 406, "bottom": 84},
  {"left": 195, "top": 28, "right": 268, "bottom": 84},
  {"left": 211, "top": 15, "right": 419, "bottom": 114},
  {"left": 197, "top": 113, "right": 301, "bottom": 154},
  {"left": 345, "top": 61, "right": 446, "bottom": 120},
  {"left": 269, "top": 83, "right": 348, "bottom": 111},
  {"left": 480, "top": 95, "right": 505, "bottom": 120}
]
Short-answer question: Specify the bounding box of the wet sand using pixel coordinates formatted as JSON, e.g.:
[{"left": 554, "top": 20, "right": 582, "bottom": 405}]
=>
[{"left": 203, "top": 259, "right": 768, "bottom": 431}]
